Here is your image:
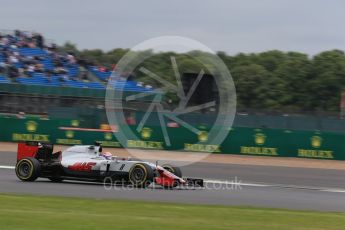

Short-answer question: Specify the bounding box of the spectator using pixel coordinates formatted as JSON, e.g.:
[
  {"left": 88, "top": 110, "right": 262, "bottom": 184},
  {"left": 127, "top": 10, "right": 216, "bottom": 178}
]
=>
[
  {"left": 45, "top": 72, "right": 52, "bottom": 82},
  {"left": 99, "top": 66, "right": 108, "bottom": 72},
  {"left": 0, "top": 61, "right": 6, "bottom": 74},
  {"left": 54, "top": 66, "right": 68, "bottom": 75},
  {"left": 0, "top": 36, "right": 9, "bottom": 46},
  {"left": 67, "top": 54, "right": 76, "bottom": 64},
  {"left": 26, "top": 64, "right": 35, "bottom": 76},
  {"left": 34, "top": 63, "right": 44, "bottom": 73},
  {"left": 0, "top": 30, "right": 97, "bottom": 88},
  {"left": 8, "top": 54, "right": 19, "bottom": 64},
  {"left": 59, "top": 74, "right": 69, "bottom": 82},
  {"left": 16, "top": 112, "right": 26, "bottom": 119},
  {"left": 8, "top": 65, "right": 19, "bottom": 78},
  {"left": 81, "top": 70, "right": 88, "bottom": 81},
  {"left": 35, "top": 33, "right": 44, "bottom": 49},
  {"left": 14, "top": 30, "right": 21, "bottom": 37}
]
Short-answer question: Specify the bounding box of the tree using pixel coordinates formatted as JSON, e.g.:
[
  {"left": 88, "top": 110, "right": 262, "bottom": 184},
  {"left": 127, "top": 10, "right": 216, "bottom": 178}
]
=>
[
  {"left": 309, "top": 50, "right": 345, "bottom": 111},
  {"left": 274, "top": 52, "right": 312, "bottom": 110},
  {"left": 231, "top": 64, "right": 272, "bottom": 109},
  {"left": 58, "top": 41, "right": 79, "bottom": 54},
  {"left": 63, "top": 41, "right": 345, "bottom": 113},
  {"left": 256, "top": 50, "right": 287, "bottom": 72}
]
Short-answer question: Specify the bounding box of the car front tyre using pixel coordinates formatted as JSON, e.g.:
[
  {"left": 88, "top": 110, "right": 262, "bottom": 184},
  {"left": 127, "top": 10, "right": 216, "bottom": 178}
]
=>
[
  {"left": 162, "top": 165, "right": 182, "bottom": 178},
  {"left": 129, "top": 163, "right": 154, "bottom": 188}
]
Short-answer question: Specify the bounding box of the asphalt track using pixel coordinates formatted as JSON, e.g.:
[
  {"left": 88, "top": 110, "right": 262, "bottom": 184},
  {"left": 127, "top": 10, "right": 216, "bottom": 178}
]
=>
[{"left": 1, "top": 151, "right": 345, "bottom": 211}]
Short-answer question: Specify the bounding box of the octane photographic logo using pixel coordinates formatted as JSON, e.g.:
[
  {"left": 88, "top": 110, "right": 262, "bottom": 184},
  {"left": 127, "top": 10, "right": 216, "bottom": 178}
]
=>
[{"left": 105, "top": 36, "right": 236, "bottom": 166}]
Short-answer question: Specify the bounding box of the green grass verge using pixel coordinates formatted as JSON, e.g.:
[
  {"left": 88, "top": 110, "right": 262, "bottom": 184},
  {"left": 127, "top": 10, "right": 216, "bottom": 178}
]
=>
[{"left": 0, "top": 194, "right": 344, "bottom": 230}]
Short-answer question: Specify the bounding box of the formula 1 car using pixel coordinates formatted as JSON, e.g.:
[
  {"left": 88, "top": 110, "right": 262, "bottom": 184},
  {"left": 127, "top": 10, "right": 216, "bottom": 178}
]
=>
[{"left": 15, "top": 141, "right": 203, "bottom": 188}]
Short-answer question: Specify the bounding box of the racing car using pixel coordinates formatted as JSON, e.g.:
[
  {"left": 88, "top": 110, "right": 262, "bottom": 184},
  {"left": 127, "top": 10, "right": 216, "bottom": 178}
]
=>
[{"left": 15, "top": 141, "right": 203, "bottom": 188}]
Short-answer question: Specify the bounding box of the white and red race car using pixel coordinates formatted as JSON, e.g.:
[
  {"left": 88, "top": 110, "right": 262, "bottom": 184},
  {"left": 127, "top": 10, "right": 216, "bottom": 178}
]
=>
[{"left": 15, "top": 141, "right": 203, "bottom": 188}]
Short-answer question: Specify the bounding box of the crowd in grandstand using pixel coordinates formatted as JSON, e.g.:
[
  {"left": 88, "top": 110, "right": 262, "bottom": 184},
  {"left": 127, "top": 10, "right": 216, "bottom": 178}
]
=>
[
  {"left": 0, "top": 30, "right": 152, "bottom": 91},
  {"left": 0, "top": 30, "right": 81, "bottom": 82}
]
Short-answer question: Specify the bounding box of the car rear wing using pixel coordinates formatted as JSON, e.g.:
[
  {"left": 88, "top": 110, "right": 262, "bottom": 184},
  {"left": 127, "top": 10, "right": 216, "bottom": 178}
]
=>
[{"left": 17, "top": 141, "right": 53, "bottom": 162}]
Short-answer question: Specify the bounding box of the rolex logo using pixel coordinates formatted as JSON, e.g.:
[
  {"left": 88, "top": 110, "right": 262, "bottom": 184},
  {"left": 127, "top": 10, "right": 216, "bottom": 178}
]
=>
[
  {"left": 311, "top": 136, "right": 322, "bottom": 148},
  {"left": 71, "top": 120, "right": 80, "bottom": 127},
  {"left": 198, "top": 131, "right": 208, "bottom": 142},
  {"left": 255, "top": 133, "right": 266, "bottom": 145},
  {"left": 104, "top": 132, "right": 113, "bottom": 140},
  {"left": 66, "top": 130, "right": 74, "bottom": 138},
  {"left": 141, "top": 127, "right": 152, "bottom": 139},
  {"left": 26, "top": 121, "right": 38, "bottom": 133}
]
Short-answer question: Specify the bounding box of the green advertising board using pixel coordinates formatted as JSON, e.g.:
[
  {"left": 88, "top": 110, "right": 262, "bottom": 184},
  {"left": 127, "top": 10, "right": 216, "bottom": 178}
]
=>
[
  {"left": 120, "top": 125, "right": 220, "bottom": 152},
  {"left": 288, "top": 131, "right": 345, "bottom": 160},
  {"left": 221, "top": 128, "right": 286, "bottom": 157},
  {"left": 0, "top": 117, "right": 344, "bottom": 160},
  {"left": 0, "top": 118, "right": 56, "bottom": 143},
  {"left": 221, "top": 128, "right": 345, "bottom": 160},
  {"left": 53, "top": 129, "right": 122, "bottom": 148}
]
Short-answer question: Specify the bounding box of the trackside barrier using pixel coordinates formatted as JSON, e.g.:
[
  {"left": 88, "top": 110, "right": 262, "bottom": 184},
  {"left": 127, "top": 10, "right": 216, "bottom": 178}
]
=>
[{"left": 0, "top": 117, "right": 344, "bottom": 160}]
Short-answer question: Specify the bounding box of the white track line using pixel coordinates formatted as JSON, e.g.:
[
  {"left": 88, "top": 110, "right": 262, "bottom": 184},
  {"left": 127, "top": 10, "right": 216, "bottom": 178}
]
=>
[
  {"left": 203, "top": 179, "right": 345, "bottom": 193},
  {"left": 321, "top": 189, "right": 345, "bottom": 193},
  {"left": 2, "top": 165, "right": 345, "bottom": 193},
  {"left": 204, "top": 179, "right": 269, "bottom": 187},
  {"left": 0, "top": 165, "right": 15, "bottom": 169}
]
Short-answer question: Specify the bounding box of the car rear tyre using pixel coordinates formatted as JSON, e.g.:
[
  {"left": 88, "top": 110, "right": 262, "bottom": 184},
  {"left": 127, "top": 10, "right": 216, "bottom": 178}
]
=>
[
  {"left": 15, "top": 158, "right": 41, "bottom": 181},
  {"left": 129, "top": 163, "right": 154, "bottom": 188}
]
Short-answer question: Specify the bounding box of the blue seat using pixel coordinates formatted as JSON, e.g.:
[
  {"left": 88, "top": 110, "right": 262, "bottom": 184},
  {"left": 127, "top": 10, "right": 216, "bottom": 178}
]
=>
[
  {"left": 88, "top": 66, "right": 111, "bottom": 81},
  {"left": 70, "top": 69, "right": 78, "bottom": 77},
  {"left": 0, "top": 75, "right": 9, "bottom": 83},
  {"left": 19, "top": 48, "right": 47, "bottom": 56},
  {"left": 41, "top": 58, "right": 54, "bottom": 70},
  {"left": 8, "top": 59, "right": 153, "bottom": 91}
]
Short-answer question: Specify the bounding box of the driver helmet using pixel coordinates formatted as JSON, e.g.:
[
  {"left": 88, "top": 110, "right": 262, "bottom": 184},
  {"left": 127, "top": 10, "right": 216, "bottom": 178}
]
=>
[{"left": 102, "top": 152, "right": 113, "bottom": 160}]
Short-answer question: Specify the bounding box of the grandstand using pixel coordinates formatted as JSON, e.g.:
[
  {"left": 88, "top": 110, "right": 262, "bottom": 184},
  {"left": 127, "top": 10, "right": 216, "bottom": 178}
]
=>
[
  {"left": 0, "top": 30, "right": 153, "bottom": 92},
  {"left": 0, "top": 30, "right": 157, "bottom": 116}
]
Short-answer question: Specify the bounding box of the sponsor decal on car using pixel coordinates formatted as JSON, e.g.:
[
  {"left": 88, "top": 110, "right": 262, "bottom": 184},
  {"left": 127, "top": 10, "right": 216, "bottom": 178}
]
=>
[{"left": 68, "top": 162, "right": 96, "bottom": 172}]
